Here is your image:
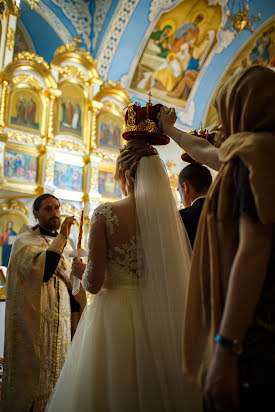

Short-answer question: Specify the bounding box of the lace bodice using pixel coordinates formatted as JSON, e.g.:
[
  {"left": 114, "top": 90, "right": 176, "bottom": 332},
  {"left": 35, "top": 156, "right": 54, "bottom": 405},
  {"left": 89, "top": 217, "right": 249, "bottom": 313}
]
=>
[{"left": 82, "top": 203, "right": 140, "bottom": 291}]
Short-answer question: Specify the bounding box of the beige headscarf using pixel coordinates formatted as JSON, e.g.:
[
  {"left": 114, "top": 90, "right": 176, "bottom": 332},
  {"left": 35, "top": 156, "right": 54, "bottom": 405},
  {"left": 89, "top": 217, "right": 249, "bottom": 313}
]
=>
[{"left": 182, "top": 65, "right": 275, "bottom": 388}]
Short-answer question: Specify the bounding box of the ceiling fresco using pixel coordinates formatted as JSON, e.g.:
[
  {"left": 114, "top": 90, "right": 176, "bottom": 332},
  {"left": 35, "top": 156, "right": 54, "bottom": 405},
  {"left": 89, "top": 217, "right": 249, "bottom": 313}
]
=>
[{"left": 13, "top": 0, "right": 275, "bottom": 171}]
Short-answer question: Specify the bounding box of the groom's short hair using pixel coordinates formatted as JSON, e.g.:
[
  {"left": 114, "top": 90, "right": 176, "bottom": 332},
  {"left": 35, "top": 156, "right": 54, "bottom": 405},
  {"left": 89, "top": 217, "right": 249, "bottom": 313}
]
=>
[{"left": 178, "top": 163, "right": 212, "bottom": 193}]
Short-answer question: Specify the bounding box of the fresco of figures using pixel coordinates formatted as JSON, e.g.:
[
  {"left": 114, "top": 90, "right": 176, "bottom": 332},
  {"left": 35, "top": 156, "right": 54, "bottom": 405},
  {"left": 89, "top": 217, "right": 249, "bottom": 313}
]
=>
[
  {"left": 4, "top": 150, "right": 37, "bottom": 183},
  {"left": 54, "top": 162, "right": 83, "bottom": 191},
  {"left": 205, "top": 18, "right": 275, "bottom": 127},
  {"left": 129, "top": 0, "right": 222, "bottom": 108},
  {"left": 58, "top": 83, "right": 85, "bottom": 139},
  {"left": 97, "top": 112, "right": 123, "bottom": 150},
  {"left": 8, "top": 90, "right": 40, "bottom": 132},
  {"left": 98, "top": 170, "right": 122, "bottom": 198}
]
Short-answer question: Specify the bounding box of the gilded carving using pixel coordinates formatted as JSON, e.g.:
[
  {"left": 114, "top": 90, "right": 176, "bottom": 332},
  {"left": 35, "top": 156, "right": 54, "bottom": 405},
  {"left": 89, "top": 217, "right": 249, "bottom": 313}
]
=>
[
  {"left": 94, "top": 149, "right": 117, "bottom": 163},
  {"left": 44, "top": 156, "right": 54, "bottom": 182},
  {"left": 60, "top": 66, "right": 88, "bottom": 84},
  {"left": 7, "top": 27, "right": 15, "bottom": 51},
  {"left": 90, "top": 163, "right": 99, "bottom": 191},
  {"left": 7, "top": 131, "right": 42, "bottom": 146},
  {"left": 95, "top": 81, "right": 131, "bottom": 106},
  {"left": 12, "top": 75, "right": 43, "bottom": 91},
  {"left": 53, "top": 139, "right": 85, "bottom": 153},
  {"left": 0, "top": 80, "right": 8, "bottom": 129},
  {"left": 14, "top": 52, "right": 49, "bottom": 71},
  {"left": 0, "top": 199, "right": 29, "bottom": 216},
  {"left": 60, "top": 203, "right": 80, "bottom": 220},
  {"left": 25, "top": 0, "right": 39, "bottom": 10}
]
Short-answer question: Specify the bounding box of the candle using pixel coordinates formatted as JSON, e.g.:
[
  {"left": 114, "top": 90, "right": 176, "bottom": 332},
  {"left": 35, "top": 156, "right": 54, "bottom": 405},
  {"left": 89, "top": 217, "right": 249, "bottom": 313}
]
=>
[{"left": 77, "top": 201, "right": 84, "bottom": 249}]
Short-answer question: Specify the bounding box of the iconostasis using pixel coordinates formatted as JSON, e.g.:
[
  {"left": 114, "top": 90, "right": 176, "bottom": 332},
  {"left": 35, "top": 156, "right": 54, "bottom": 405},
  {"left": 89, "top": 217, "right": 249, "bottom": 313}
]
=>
[{"left": 0, "top": 43, "right": 132, "bottom": 271}]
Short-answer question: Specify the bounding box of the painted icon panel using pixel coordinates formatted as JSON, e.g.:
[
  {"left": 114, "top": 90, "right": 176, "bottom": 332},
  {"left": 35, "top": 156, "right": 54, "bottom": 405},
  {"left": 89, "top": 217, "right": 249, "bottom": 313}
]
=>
[
  {"left": 8, "top": 89, "right": 42, "bottom": 133},
  {"left": 98, "top": 170, "right": 122, "bottom": 198},
  {"left": 97, "top": 112, "right": 123, "bottom": 150},
  {"left": 4, "top": 150, "right": 37, "bottom": 183},
  {"left": 54, "top": 162, "right": 83, "bottom": 191}
]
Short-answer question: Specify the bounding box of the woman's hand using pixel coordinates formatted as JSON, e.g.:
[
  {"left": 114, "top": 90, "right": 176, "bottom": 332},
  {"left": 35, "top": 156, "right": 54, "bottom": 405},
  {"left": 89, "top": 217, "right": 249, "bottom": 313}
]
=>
[
  {"left": 204, "top": 344, "right": 239, "bottom": 412},
  {"left": 72, "top": 258, "right": 86, "bottom": 280},
  {"left": 159, "top": 106, "right": 177, "bottom": 133}
]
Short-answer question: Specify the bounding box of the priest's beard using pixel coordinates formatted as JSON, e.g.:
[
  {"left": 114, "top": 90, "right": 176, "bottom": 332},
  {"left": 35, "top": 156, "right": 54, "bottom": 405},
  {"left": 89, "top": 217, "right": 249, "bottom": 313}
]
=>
[{"left": 40, "top": 216, "right": 61, "bottom": 232}]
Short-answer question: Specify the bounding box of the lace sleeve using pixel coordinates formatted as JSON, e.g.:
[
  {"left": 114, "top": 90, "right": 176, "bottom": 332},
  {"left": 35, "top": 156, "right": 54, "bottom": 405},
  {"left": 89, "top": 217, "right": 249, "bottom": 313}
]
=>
[{"left": 81, "top": 204, "right": 108, "bottom": 293}]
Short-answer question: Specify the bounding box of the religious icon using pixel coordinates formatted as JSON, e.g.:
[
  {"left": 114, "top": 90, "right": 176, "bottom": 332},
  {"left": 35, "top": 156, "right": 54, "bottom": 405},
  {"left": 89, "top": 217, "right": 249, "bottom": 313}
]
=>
[
  {"left": 58, "top": 83, "right": 85, "bottom": 139},
  {"left": 98, "top": 170, "right": 122, "bottom": 198},
  {"left": 4, "top": 150, "right": 37, "bottom": 183},
  {"left": 8, "top": 89, "right": 40, "bottom": 131},
  {"left": 97, "top": 112, "right": 123, "bottom": 150},
  {"left": 129, "top": 0, "right": 222, "bottom": 108},
  {"left": 0, "top": 213, "right": 26, "bottom": 269},
  {"left": 54, "top": 162, "right": 83, "bottom": 191},
  {"left": 0, "top": 220, "right": 17, "bottom": 267}
]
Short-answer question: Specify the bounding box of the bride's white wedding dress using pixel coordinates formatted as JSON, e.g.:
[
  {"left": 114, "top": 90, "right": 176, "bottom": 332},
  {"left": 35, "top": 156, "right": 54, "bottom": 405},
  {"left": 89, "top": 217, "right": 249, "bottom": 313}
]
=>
[{"left": 46, "top": 156, "right": 202, "bottom": 412}]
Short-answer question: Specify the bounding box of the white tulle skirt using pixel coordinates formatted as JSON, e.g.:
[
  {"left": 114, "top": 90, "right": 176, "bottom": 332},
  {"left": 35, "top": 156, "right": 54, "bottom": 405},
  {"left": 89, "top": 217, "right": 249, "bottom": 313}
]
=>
[{"left": 46, "top": 287, "right": 202, "bottom": 412}]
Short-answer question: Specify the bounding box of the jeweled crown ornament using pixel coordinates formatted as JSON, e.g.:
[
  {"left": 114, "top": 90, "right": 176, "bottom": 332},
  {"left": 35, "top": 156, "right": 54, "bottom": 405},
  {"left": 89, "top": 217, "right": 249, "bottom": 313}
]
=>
[
  {"left": 181, "top": 122, "right": 216, "bottom": 163},
  {"left": 122, "top": 93, "right": 170, "bottom": 145}
]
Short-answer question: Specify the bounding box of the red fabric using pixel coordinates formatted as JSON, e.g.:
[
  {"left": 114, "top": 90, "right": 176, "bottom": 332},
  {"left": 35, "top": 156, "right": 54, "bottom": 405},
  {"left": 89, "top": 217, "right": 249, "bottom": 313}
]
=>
[
  {"left": 181, "top": 130, "right": 216, "bottom": 163},
  {"left": 122, "top": 103, "right": 170, "bottom": 145}
]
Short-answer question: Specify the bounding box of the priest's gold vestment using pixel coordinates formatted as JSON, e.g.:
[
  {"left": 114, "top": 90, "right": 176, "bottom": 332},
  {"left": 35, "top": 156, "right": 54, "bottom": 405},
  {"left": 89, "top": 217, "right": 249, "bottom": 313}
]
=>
[{"left": 1, "top": 225, "right": 86, "bottom": 412}]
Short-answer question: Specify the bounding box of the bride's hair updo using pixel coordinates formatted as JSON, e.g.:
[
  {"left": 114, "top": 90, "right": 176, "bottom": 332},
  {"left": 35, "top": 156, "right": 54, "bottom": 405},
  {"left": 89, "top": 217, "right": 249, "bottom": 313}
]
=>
[{"left": 115, "top": 139, "right": 157, "bottom": 181}]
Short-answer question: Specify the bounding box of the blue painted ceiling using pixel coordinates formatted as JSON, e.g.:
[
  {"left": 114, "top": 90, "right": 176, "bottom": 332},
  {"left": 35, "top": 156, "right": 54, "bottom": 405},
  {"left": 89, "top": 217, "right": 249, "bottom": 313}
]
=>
[{"left": 18, "top": 0, "right": 275, "bottom": 133}]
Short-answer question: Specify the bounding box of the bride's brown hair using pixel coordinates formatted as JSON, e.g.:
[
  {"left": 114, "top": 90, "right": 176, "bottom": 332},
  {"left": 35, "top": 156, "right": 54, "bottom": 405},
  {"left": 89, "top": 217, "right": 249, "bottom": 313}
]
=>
[{"left": 115, "top": 139, "right": 158, "bottom": 182}]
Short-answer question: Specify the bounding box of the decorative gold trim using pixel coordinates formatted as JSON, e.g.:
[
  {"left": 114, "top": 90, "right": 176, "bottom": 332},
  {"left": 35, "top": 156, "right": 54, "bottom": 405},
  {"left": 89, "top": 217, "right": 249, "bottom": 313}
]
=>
[
  {"left": 51, "top": 49, "right": 101, "bottom": 83},
  {"left": 14, "top": 52, "right": 49, "bottom": 70},
  {"left": 0, "top": 199, "right": 29, "bottom": 215},
  {"left": 59, "top": 66, "right": 88, "bottom": 85},
  {"left": 25, "top": 0, "right": 39, "bottom": 10},
  {"left": 7, "top": 130, "right": 43, "bottom": 145},
  {"left": 94, "top": 81, "right": 131, "bottom": 107},
  {"left": 95, "top": 149, "right": 118, "bottom": 163},
  {"left": 47, "top": 94, "right": 55, "bottom": 142},
  {"left": 60, "top": 203, "right": 81, "bottom": 220},
  {"left": 0, "top": 80, "right": 8, "bottom": 129},
  {"left": 7, "top": 27, "right": 15, "bottom": 51},
  {"left": 52, "top": 139, "right": 85, "bottom": 153},
  {"left": 0, "top": 181, "right": 41, "bottom": 194},
  {"left": 0, "top": 287, "right": 5, "bottom": 301},
  {"left": 12, "top": 74, "right": 43, "bottom": 91}
]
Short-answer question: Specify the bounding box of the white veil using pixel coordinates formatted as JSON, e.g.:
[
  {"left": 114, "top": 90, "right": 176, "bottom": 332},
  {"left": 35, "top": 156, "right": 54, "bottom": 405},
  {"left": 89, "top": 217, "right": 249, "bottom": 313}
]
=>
[{"left": 135, "top": 155, "right": 196, "bottom": 410}]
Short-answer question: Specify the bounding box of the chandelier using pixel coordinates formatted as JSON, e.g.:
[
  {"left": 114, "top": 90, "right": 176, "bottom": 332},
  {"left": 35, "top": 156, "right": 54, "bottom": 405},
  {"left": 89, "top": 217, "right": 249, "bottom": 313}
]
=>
[{"left": 222, "top": 0, "right": 261, "bottom": 36}]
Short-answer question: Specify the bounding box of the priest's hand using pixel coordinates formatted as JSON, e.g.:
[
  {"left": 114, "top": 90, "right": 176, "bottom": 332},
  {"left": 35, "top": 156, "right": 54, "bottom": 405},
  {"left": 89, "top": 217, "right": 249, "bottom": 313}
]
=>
[
  {"left": 60, "top": 216, "right": 76, "bottom": 238},
  {"left": 72, "top": 258, "right": 86, "bottom": 280},
  {"left": 159, "top": 106, "right": 177, "bottom": 133}
]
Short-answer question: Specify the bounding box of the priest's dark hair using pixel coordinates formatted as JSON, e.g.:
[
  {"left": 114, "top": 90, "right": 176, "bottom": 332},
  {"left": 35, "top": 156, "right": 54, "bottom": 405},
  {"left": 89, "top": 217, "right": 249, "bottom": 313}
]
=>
[{"left": 32, "top": 193, "right": 60, "bottom": 215}]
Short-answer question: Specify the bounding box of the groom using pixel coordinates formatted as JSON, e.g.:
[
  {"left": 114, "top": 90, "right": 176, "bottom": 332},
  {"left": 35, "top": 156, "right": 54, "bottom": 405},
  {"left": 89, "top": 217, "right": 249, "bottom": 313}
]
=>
[{"left": 178, "top": 163, "right": 212, "bottom": 247}]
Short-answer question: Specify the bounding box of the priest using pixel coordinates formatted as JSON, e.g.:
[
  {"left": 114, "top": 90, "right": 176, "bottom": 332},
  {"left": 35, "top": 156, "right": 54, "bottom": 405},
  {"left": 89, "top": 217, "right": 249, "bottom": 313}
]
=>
[{"left": 1, "top": 194, "right": 86, "bottom": 412}]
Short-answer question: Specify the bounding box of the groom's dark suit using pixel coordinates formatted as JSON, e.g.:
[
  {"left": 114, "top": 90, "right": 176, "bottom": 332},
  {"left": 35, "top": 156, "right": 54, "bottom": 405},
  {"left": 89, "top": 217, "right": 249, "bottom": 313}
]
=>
[{"left": 179, "top": 197, "right": 205, "bottom": 248}]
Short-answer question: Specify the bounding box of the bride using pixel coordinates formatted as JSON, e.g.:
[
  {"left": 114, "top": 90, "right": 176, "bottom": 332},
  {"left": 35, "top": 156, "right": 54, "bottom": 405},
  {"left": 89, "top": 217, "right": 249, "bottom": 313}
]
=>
[{"left": 46, "top": 138, "right": 202, "bottom": 411}]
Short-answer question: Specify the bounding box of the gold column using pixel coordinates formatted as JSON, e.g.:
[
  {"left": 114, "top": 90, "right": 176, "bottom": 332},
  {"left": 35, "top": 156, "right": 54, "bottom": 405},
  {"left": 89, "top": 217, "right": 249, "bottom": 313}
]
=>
[
  {"left": 0, "top": 79, "right": 8, "bottom": 130},
  {"left": 45, "top": 88, "right": 61, "bottom": 144},
  {"left": 89, "top": 100, "right": 102, "bottom": 151}
]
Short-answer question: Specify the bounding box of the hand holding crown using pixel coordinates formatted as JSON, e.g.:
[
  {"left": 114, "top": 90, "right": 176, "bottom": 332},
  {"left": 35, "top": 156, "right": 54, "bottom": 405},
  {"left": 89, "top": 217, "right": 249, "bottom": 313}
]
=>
[{"left": 159, "top": 106, "right": 177, "bottom": 133}]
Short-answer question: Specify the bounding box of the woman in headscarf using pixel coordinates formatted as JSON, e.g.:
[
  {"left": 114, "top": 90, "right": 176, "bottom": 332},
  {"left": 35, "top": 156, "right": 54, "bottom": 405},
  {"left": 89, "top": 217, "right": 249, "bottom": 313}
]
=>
[{"left": 160, "top": 65, "right": 275, "bottom": 411}]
